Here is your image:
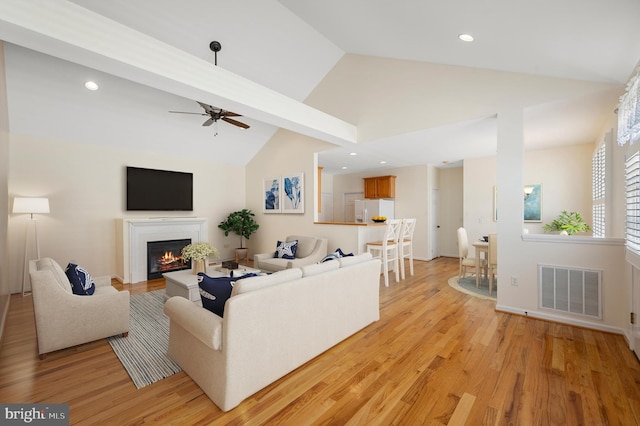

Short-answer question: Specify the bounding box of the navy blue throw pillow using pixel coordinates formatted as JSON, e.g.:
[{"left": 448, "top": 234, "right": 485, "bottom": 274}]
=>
[
  {"left": 65, "top": 263, "right": 96, "bottom": 296},
  {"left": 198, "top": 272, "right": 261, "bottom": 317},
  {"left": 198, "top": 273, "right": 234, "bottom": 317},
  {"left": 275, "top": 240, "right": 298, "bottom": 259}
]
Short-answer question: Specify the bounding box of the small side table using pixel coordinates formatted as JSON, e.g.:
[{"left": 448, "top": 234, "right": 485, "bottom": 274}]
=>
[{"left": 235, "top": 248, "right": 249, "bottom": 265}]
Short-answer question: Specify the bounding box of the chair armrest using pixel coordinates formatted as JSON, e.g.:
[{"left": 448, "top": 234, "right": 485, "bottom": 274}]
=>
[{"left": 164, "top": 296, "right": 223, "bottom": 350}]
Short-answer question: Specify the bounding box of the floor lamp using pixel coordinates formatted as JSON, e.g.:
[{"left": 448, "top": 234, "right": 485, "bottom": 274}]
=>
[{"left": 13, "top": 197, "right": 50, "bottom": 297}]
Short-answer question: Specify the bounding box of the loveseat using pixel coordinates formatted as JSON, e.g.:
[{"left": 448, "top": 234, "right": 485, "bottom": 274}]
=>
[
  {"left": 163, "top": 252, "right": 381, "bottom": 412},
  {"left": 28, "top": 258, "right": 130, "bottom": 359},
  {"left": 253, "top": 235, "right": 328, "bottom": 272}
]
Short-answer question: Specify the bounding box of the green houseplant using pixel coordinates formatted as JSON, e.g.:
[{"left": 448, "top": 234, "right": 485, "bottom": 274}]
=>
[
  {"left": 543, "top": 210, "right": 591, "bottom": 235},
  {"left": 218, "top": 209, "right": 260, "bottom": 249}
]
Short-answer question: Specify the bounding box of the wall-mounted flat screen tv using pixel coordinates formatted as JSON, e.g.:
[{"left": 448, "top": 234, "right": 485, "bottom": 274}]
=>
[{"left": 126, "top": 166, "right": 193, "bottom": 211}]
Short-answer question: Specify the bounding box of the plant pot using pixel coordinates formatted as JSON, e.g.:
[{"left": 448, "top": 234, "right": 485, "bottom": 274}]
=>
[
  {"left": 235, "top": 248, "right": 249, "bottom": 264},
  {"left": 192, "top": 259, "right": 206, "bottom": 275}
]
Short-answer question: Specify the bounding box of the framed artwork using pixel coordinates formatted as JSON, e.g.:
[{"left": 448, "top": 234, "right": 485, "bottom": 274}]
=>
[
  {"left": 524, "top": 184, "right": 542, "bottom": 222},
  {"left": 281, "top": 172, "right": 304, "bottom": 213},
  {"left": 493, "top": 184, "right": 542, "bottom": 222},
  {"left": 263, "top": 177, "right": 281, "bottom": 213}
]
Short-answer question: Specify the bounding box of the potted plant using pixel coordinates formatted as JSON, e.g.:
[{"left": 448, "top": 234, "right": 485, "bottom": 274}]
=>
[
  {"left": 543, "top": 210, "right": 591, "bottom": 235},
  {"left": 218, "top": 209, "right": 260, "bottom": 261},
  {"left": 181, "top": 242, "right": 219, "bottom": 275}
]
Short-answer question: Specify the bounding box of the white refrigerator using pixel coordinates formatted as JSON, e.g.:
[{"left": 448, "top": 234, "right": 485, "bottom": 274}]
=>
[{"left": 354, "top": 199, "right": 395, "bottom": 223}]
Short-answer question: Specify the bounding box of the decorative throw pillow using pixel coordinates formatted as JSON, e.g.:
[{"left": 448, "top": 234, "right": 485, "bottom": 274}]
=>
[
  {"left": 320, "top": 251, "right": 341, "bottom": 263},
  {"left": 199, "top": 273, "right": 261, "bottom": 317},
  {"left": 274, "top": 240, "right": 298, "bottom": 259},
  {"left": 65, "top": 263, "right": 96, "bottom": 296}
]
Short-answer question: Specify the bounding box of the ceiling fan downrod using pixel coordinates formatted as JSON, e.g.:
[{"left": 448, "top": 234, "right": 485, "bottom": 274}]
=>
[{"left": 209, "top": 41, "right": 221, "bottom": 66}]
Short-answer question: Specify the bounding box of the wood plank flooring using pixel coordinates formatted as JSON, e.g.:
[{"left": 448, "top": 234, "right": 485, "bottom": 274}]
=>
[{"left": 1, "top": 257, "right": 640, "bottom": 425}]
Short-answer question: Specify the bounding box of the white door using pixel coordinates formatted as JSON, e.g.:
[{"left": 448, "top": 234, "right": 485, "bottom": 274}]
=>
[
  {"left": 344, "top": 192, "right": 364, "bottom": 222},
  {"left": 431, "top": 188, "right": 439, "bottom": 259}
]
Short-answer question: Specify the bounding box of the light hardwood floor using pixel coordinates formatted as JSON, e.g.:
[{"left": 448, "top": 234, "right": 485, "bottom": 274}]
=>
[{"left": 1, "top": 257, "right": 640, "bottom": 425}]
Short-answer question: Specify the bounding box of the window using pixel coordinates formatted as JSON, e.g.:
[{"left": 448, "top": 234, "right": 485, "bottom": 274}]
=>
[
  {"left": 592, "top": 143, "right": 606, "bottom": 237},
  {"left": 626, "top": 151, "right": 640, "bottom": 253}
]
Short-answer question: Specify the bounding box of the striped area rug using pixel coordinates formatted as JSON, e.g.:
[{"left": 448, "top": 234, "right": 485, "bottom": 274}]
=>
[{"left": 108, "top": 289, "right": 182, "bottom": 388}]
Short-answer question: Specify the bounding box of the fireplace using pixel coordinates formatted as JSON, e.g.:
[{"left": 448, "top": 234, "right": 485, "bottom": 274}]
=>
[{"left": 147, "top": 239, "right": 191, "bottom": 280}]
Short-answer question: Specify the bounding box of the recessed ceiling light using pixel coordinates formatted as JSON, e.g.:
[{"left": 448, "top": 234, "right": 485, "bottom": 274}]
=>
[
  {"left": 349, "top": 152, "right": 357, "bottom": 156},
  {"left": 379, "top": 161, "right": 387, "bottom": 164},
  {"left": 84, "top": 81, "right": 99, "bottom": 91},
  {"left": 341, "top": 166, "right": 348, "bottom": 170},
  {"left": 458, "top": 34, "right": 474, "bottom": 42}
]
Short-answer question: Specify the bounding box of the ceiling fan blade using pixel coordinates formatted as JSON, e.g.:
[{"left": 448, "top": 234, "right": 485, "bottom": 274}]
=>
[
  {"left": 169, "top": 111, "right": 207, "bottom": 115},
  {"left": 197, "top": 101, "right": 216, "bottom": 113},
  {"left": 222, "top": 117, "right": 250, "bottom": 129},
  {"left": 202, "top": 118, "right": 215, "bottom": 126},
  {"left": 222, "top": 110, "right": 242, "bottom": 117}
]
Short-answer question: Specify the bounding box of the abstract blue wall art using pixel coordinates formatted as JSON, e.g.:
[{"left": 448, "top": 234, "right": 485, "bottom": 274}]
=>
[
  {"left": 282, "top": 172, "right": 304, "bottom": 213},
  {"left": 263, "top": 177, "right": 281, "bottom": 213},
  {"left": 524, "top": 184, "right": 542, "bottom": 222}
]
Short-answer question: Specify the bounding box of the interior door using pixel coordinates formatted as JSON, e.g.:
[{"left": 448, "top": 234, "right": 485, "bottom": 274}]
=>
[
  {"left": 344, "top": 192, "right": 364, "bottom": 222},
  {"left": 431, "top": 188, "right": 439, "bottom": 259}
]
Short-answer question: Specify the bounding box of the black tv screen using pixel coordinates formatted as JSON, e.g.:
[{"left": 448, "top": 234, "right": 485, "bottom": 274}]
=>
[{"left": 126, "top": 166, "right": 193, "bottom": 211}]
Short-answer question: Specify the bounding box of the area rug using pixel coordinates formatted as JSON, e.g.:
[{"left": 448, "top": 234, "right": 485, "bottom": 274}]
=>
[
  {"left": 448, "top": 276, "right": 497, "bottom": 300},
  {"left": 108, "top": 289, "right": 182, "bottom": 388}
]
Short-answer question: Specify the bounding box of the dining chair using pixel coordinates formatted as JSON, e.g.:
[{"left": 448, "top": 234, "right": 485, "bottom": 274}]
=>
[
  {"left": 367, "top": 219, "right": 402, "bottom": 287},
  {"left": 488, "top": 233, "right": 498, "bottom": 296},
  {"left": 399, "top": 218, "right": 416, "bottom": 280},
  {"left": 457, "top": 227, "right": 478, "bottom": 280}
]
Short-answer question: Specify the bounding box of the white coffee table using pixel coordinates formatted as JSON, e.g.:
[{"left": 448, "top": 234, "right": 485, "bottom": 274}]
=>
[{"left": 163, "top": 266, "right": 261, "bottom": 303}]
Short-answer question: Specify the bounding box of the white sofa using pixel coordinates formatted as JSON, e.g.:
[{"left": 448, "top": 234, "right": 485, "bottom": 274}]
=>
[
  {"left": 163, "top": 252, "right": 381, "bottom": 412},
  {"left": 253, "top": 235, "right": 328, "bottom": 272},
  {"left": 28, "top": 258, "right": 130, "bottom": 359}
]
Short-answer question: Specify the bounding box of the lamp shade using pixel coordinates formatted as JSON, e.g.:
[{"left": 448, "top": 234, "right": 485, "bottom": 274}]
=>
[{"left": 13, "top": 197, "right": 50, "bottom": 214}]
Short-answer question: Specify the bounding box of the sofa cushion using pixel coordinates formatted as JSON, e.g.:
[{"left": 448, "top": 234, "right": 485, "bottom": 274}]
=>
[
  {"left": 36, "top": 258, "right": 72, "bottom": 293},
  {"left": 198, "top": 273, "right": 260, "bottom": 317},
  {"left": 288, "top": 235, "right": 316, "bottom": 258},
  {"left": 275, "top": 240, "right": 298, "bottom": 259},
  {"left": 230, "top": 268, "right": 302, "bottom": 297},
  {"left": 301, "top": 260, "right": 339, "bottom": 277},
  {"left": 65, "top": 263, "right": 96, "bottom": 295},
  {"left": 339, "top": 252, "right": 373, "bottom": 268}
]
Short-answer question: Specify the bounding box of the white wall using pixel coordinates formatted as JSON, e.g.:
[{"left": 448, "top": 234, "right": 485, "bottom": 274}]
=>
[
  {"left": 8, "top": 134, "right": 246, "bottom": 293},
  {"left": 0, "top": 42, "right": 9, "bottom": 296}
]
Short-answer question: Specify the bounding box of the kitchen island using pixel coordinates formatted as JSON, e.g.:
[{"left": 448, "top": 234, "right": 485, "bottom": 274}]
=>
[{"left": 313, "top": 221, "right": 387, "bottom": 255}]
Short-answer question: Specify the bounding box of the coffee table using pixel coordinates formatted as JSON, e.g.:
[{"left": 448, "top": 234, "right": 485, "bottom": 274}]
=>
[{"left": 164, "top": 266, "right": 261, "bottom": 303}]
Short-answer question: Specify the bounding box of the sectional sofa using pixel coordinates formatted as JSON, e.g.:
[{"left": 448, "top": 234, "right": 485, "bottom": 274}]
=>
[{"left": 163, "top": 252, "right": 381, "bottom": 411}]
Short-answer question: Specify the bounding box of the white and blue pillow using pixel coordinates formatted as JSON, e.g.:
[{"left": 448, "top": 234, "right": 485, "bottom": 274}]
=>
[
  {"left": 65, "top": 263, "right": 96, "bottom": 296},
  {"left": 198, "top": 272, "right": 260, "bottom": 317},
  {"left": 274, "top": 240, "right": 298, "bottom": 259},
  {"left": 319, "top": 248, "right": 354, "bottom": 263}
]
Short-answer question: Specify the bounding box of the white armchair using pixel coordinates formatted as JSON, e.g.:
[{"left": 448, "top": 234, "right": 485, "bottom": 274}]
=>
[
  {"left": 254, "top": 235, "right": 328, "bottom": 272},
  {"left": 29, "top": 258, "right": 130, "bottom": 359}
]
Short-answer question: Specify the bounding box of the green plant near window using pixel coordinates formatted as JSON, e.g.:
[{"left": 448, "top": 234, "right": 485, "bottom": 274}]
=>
[
  {"left": 218, "top": 209, "right": 259, "bottom": 248},
  {"left": 543, "top": 210, "right": 591, "bottom": 235}
]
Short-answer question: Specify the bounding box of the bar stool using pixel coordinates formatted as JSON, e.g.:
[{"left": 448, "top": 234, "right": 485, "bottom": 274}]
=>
[
  {"left": 367, "top": 219, "right": 402, "bottom": 287},
  {"left": 399, "top": 218, "right": 416, "bottom": 280}
]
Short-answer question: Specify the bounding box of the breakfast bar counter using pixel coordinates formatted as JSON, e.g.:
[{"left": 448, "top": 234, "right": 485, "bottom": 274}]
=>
[{"left": 313, "top": 221, "right": 387, "bottom": 254}]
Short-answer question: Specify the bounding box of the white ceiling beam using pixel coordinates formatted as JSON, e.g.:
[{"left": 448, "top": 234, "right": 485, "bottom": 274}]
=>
[{"left": 0, "top": 0, "right": 357, "bottom": 146}]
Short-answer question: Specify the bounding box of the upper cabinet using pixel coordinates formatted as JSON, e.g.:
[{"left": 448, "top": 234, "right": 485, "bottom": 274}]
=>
[{"left": 364, "top": 175, "right": 396, "bottom": 199}]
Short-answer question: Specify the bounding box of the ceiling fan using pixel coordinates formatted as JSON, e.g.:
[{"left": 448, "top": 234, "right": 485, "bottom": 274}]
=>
[{"left": 169, "top": 101, "right": 250, "bottom": 131}]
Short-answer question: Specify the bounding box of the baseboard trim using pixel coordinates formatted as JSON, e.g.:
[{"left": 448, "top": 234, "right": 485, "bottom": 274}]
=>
[{"left": 495, "top": 304, "right": 626, "bottom": 336}]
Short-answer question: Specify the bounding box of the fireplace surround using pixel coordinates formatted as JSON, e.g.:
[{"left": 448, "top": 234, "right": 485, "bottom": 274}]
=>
[{"left": 116, "top": 218, "right": 208, "bottom": 283}]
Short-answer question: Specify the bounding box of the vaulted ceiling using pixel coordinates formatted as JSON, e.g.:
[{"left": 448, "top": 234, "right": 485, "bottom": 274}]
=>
[{"left": 1, "top": 0, "right": 638, "bottom": 173}]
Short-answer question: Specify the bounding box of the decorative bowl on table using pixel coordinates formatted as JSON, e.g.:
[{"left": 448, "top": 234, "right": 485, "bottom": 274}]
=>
[{"left": 372, "top": 216, "right": 387, "bottom": 223}]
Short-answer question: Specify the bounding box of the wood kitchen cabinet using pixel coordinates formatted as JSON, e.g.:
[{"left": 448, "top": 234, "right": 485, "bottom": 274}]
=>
[{"left": 363, "top": 175, "right": 396, "bottom": 198}]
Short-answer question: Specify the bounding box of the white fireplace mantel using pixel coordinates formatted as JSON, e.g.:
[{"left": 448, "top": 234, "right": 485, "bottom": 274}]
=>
[{"left": 116, "top": 217, "right": 208, "bottom": 284}]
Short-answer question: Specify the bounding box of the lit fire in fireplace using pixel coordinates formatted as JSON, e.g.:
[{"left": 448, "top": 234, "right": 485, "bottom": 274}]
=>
[{"left": 147, "top": 238, "right": 192, "bottom": 279}]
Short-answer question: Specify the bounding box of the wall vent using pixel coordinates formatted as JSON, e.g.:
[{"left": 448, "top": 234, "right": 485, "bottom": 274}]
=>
[{"left": 539, "top": 265, "right": 602, "bottom": 319}]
